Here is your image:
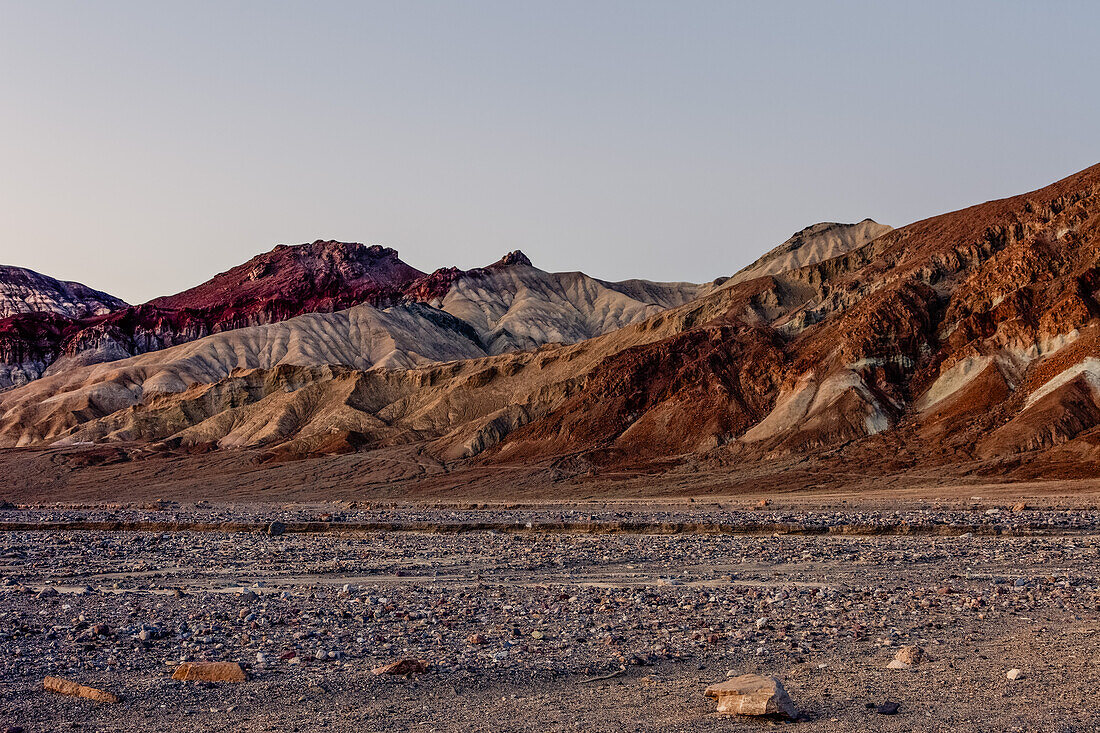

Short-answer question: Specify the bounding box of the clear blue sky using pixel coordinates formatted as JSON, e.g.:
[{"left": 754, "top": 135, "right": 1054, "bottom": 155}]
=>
[{"left": 2, "top": 1, "right": 1098, "bottom": 303}]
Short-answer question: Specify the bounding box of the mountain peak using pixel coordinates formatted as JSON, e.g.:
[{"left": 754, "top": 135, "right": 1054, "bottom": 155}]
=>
[
  {"left": 730, "top": 219, "right": 892, "bottom": 284},
  {"left": 0, "top": 264, "right": 127, "bottom": 320},
  {"left": 152, "top": 240, "right": 425, "bottom": 311},
  {"left": 492, "top": 250, "right": 533, "bottom": 268},
  {"left": 271, "top": 240, "right": 402, "bottom": 262}
]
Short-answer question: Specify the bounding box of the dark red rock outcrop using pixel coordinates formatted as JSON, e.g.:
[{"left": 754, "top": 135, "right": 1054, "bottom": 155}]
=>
[
  {"left": 82, "top": 240, "right": 428, "bottom": 349},
  {"left": 150, "top": 241, "right": 423, "bottom": 316}
]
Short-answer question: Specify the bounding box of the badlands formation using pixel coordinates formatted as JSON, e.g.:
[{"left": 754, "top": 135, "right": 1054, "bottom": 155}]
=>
[
  {"left": 3, "top": 164, "right": 1100, "bottom": 499},
  {"left": 0, "top": 222, "right": 873, "bottom": 459}
]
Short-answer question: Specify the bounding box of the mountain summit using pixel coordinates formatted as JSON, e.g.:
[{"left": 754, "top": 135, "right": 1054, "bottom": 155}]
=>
[
  {"left": 0, "top": 264, "right": 126, "bottom": 319},
  {"left": 729, "top": 219, "right": 892, "bottom": 284},
  {"left": 148, "top": 240, "right": 425, "bottom": 315}
]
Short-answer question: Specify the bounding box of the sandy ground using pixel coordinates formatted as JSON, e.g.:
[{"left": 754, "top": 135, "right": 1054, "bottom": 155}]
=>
[{"left": 6, "top": 441, "right": 1100, "bottom": 508}]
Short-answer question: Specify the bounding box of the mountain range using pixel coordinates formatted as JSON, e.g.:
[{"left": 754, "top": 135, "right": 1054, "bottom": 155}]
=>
[
  {"left": 0, "top": 241, "right": 717, "bottom": 389},
  {"left": 3, "top": 164, "right": 1099, "bottom": 499}
]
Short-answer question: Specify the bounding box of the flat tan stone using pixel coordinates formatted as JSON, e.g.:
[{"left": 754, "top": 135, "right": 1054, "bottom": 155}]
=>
[
  {"left": 43, "top": 676, "right": 118, "bottom": 703},
  {"left": 705, "top": 674, "right": 798, "bottom": 718},
  {"left": 171, "top": 661, "right": 247, "bottom": 682}
]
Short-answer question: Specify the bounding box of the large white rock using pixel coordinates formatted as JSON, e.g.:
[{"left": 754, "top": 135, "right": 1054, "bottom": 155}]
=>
[{"left": 705, "top": 674, "right": 798, "bottom": 718}]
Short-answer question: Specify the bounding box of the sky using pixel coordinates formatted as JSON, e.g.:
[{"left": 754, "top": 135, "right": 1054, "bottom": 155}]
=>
[{"left": 1, "top": 1, "right": 1098, "bottom": 303}]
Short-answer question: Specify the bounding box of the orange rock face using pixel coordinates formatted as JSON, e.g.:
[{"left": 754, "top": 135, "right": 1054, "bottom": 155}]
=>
[{"left": 43, "top": 676, "right": 119, "bottom": 703}]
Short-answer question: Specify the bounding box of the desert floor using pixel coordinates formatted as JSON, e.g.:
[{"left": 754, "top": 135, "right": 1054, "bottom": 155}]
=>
[{"left": 1, "top": 500, "right": 1098, "bottom": 732}]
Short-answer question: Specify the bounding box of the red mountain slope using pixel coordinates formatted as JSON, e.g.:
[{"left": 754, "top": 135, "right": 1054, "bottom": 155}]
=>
[{"left": 488, "top": 163, "right": 1100, "bottom": 475}]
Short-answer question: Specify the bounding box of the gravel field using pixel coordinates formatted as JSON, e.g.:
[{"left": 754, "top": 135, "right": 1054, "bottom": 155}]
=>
[{"left": 2, "top": 505, "right": 1099, "bottom": 731}]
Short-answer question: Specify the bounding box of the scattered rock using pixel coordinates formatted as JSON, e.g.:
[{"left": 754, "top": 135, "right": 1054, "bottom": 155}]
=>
[
  {"left": 43, "top": 676, "right": 118, "bottom": 703},
  {"left": 704, "top": 674, "right": 798, "bottom": 718},
  {"left": 171, "top": 661, "right": 248, "bottom": 682},
  {"left": 372, "top": 659, "right": 429, "bottom": 676},
  {"left": 888, "top": 645, "right": 924, "bottom": 670}
]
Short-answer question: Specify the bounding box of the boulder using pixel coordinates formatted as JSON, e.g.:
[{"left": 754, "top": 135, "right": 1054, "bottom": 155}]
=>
[
  {"left": 43, "top": 676, "right": 118, "bottom": 703},
  {"left": 171, "top": 661, "right": 247, "bottom": 682},
  {"left": 704, "top": 674, "right": 798, "bottom": 718},
  {"left": 1007, "top": 668, "right": 1024, "bottom": 681},
  {"left": 371, "top": 659, "right": 429, "bottom": 676}
]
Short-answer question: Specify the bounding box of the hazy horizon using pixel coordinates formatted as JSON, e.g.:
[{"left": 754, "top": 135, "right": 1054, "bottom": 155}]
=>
[{"left": 2, "top": 1, "right": 1098, "bottom": 303}]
